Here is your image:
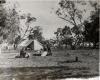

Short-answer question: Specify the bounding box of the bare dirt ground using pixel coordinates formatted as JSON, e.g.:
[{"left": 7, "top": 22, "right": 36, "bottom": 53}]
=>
[{"left": 0, "top": 49, "right": 99, "bottom": 80}]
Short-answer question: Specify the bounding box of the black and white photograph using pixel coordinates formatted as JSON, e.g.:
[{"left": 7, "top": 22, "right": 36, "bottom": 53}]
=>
[{"left": 0, "top": 0, "right": 99, "bottom": 80}]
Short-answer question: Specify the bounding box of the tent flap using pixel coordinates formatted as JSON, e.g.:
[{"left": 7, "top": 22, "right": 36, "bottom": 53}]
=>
[{"left": 34, "top": 40, "right": 43, "bottom": 50}]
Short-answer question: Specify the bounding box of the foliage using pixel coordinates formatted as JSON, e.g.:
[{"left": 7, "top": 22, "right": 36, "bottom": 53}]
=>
[
  {"left": 0, "top": 3, "right": 21, "bottom": 44},
  {"left": 5, "top": 8, "right": 20, "bottom": 44},
  {"left": 83, "top": 2, "right": 99, "bottom": 44},
  {"left": 0, "top": 4, "right": 6, "bottom": 39},
  {"left": 0, "top": 2, "right": 37, "bottom": 45},
  {"left": 54, "top": 28, "right": 63, "bottom": 41},
  {"left": 28, "top": 26, "right": 44, "bottom": 43},
  {"left": 56, "top": 0, "right": 92, "bottom": 26},
  {"left": 21, "top": 13, "right": 36, "bottom": 39},
  {"left": 54, "top": 26, "right": 73, "bottom": 48},
  {"left": 55, "top": 0, "right": 99, "bottom": 49}
]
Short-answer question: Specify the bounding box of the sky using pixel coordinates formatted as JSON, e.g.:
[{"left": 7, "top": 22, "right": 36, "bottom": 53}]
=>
[
  {"left": 6, "top": 0, "right": 68, "bottom": 39},
  {"left": 5, "top": 0, "right": 95, "bottom": 39}
]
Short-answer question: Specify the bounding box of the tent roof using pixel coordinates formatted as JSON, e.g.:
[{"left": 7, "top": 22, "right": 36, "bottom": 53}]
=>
[
  {"left": 18, "top": 39, "right": 33, "bottom": 47},
  {"left": 18, "top": 39, "right": 43, "bottom": 50}
]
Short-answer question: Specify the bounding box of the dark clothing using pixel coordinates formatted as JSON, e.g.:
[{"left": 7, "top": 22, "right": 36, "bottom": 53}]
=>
[
  {"left": 43, "top": 47, "right": 47, "bottom": 51},
  {"left": 47, "top": 44, "right": 51, "bottom": 53},
  {"left": 43, "top": 44, "right": 52, "bottom": 56},
  {"left": 20, "top": 49, "right": 26, "bottom": 58}
]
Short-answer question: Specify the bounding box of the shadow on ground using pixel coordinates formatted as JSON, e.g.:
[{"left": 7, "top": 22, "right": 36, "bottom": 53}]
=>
[{"left": 0, "top": 66, "right": 99, "bottom": 80}]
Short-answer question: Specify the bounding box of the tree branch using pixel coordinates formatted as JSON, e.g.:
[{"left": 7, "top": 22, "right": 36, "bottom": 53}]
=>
[
  {"left": 59, "top": 16, "right": 75, "bottom": 25},
  {"left": 72, "top": 17, "right": 77, "bottom": 26},
  {"left": 70, "top": 9, "right": 78, "bottom": 27},
  {"left": 21, "top": 23, "right": 30, "bottom": 39}
]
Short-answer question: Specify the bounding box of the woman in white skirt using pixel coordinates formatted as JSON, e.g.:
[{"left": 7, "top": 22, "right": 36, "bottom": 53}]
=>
[{"left": 41, "top": 45, "right": 48, "bottom": 56}]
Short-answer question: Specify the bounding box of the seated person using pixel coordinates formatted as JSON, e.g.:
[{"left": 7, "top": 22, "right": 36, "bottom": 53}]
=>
[
  {"left": 20, "top": 48, "right": 26, "bottom": 58},
  {"left": 41, "top": 45, "right": 48, "bottom": 56},
  {"left": 46, "top": 44, "right": 52, "bottom": 56}
]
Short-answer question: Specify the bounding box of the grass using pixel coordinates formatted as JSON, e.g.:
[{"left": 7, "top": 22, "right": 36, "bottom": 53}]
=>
[{"left": 0, "top": 49, "right": 99, "bottom": 80}]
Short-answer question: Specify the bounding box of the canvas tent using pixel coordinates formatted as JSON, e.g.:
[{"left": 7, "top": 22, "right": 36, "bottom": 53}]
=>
[
  {"left": 18, "top": 39, "right": 43, "bottom": 51},
  {"left": 34, "top": 40, "right": 43, "bottom": 50}
]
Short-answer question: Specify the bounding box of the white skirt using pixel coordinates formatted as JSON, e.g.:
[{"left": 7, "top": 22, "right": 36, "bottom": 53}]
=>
[{"left": 41, "top": 51, "right": 48, "bottom": 56}]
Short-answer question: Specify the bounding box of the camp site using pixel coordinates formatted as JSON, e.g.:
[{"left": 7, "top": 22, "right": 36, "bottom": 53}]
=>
[{"left": 0, "top": 0, "right": 99, "bottom": 80}]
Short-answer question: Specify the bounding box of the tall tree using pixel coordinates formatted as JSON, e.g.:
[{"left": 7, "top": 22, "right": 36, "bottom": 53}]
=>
[
  {"left": 56, "top": 0, "right": 98, "bottom": 47},
  {"left": 0, "top": 0, "right": 6, "bottom": 43},
  {"left": 56, "top": 0, "right": 92, "bottom": 27},
  {"left": 21, "top": 13, "right": 36, "bottom": 39},
  {"left": 0, "top": 0, "right": 20, "bottom": 44},
  {"left": 83, "top": 1, "right": 99, "bottom": 46},
  {"left": 5, "top": 6, "right": 20, "bottom": 44}
]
